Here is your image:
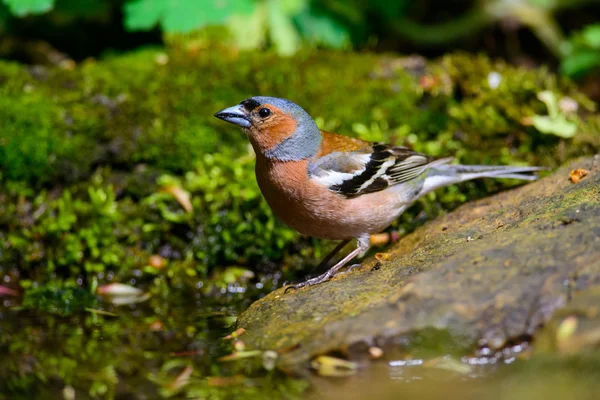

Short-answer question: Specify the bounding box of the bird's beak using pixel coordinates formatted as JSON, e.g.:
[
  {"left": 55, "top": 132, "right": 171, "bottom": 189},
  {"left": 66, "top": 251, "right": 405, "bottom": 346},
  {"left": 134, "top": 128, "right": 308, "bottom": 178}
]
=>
[{"left": 214, "top": 104, "right": 251, "bottom": 128}]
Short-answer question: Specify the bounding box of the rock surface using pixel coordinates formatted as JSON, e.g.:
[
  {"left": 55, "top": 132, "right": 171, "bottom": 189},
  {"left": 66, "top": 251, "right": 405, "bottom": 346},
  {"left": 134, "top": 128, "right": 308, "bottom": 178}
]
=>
[{"left": 237, "top": 156, "right": 600, "bottom": 373}]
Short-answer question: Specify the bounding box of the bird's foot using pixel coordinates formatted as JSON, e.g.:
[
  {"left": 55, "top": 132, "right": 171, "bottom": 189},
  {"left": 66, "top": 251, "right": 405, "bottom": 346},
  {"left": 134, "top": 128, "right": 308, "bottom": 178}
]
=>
[
  {"left": 346, "top": 263, "right": 362, "bottom": 272},
  {"left": 284, "top": 270, "right": 336, "bottom": 293},
  {"left": 284, "top": 263, "right": 362, "bottom": 293}
]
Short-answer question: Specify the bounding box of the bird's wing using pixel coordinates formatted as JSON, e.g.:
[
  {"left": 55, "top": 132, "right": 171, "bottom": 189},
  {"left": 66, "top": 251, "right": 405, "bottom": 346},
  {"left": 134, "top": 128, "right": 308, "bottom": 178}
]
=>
[{"left": 308, "top": 142, "right": 448, "bottom": 198}]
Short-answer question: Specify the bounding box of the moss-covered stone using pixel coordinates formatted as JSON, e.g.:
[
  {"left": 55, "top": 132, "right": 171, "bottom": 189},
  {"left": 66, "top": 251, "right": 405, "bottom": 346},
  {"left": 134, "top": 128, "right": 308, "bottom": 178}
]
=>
[
  {"left": 1, "top": 46, "right": 599, "bottom": 291},
  {"left": 236, "top": 157, "right": 600, "bottom": 373}
]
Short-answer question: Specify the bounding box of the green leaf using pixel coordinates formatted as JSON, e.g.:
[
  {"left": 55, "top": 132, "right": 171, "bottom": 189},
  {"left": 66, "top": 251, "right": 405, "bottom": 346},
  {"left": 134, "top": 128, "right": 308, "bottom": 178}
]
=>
[
  {"left": 2, "top": 0, "right": 54, "bottom": 16},
  {"left": 294, "top": 7, "right": 351, "bottom": 48},
  {"left": 531, "top": 115, "right": 577, "bottom": 138},
  {"left": 124, "top": 0, "right": 255, "bottom": 33},
  {"left": 560, "top": 50, "right": 600, "bottom": 78},
  {"left": 267, "top": 0, "right": 300, "bottom": 55},
  {"left": 582, "top": 23, "right": 600, "bottom": 48},
  {"left": 532, "top": 91, "right": 578, "bottom": 138},
  {"left": 537, "top": 90, "right": 559, "bottom": 118},
  {"left": 227, "top": 2, "right": 267, "bottom": 50},
  {"left": 279, "top": 0, "right": 305, "bottom": 15}
]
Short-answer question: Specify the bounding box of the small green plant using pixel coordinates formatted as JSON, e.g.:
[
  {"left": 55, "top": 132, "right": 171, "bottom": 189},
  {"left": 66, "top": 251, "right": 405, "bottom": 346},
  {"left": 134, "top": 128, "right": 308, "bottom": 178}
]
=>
[
  {"left": 561, "top": 23, "right": 600, "bottom": 79},
  {"left": 530, "top": 91, "right": 578, "bottom": 138}
]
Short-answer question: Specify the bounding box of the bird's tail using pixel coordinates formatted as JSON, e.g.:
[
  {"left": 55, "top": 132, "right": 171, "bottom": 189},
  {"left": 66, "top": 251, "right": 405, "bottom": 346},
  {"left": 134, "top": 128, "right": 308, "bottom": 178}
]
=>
[{"left": 420, "top": 161, "right": 543, "bottom": 197}]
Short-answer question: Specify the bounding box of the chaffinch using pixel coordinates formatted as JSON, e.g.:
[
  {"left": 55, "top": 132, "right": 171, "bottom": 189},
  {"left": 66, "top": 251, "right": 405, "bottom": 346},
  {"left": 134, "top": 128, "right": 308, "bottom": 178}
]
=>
[{"left": 215, "top": 96, "right": 541, "bottom": 289}]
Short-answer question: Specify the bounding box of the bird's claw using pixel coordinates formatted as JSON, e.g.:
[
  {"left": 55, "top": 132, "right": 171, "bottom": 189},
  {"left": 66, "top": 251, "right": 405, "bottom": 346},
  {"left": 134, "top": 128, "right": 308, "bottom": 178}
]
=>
[
  {"left": 284, "top": 263, "right": 363, "bottom": 293},
  {"left": 346, "top": 263, "right": 362, "bottom": 272},
  {"left": 284, "top": 275, "right": 325, "bottom": 293},
  {"left": 283, "top": 285, "right": 298, "bottom": 294}
]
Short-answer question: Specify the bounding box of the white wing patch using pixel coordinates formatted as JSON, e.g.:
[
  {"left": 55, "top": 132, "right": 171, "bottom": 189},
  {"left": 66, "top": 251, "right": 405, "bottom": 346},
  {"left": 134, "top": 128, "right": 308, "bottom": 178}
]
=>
[
  {"left": 309, "top": 153, "right": 371, "bottom": 187},
  {"left": 311, "top": 170, "right": 361, "bottom": 187}
]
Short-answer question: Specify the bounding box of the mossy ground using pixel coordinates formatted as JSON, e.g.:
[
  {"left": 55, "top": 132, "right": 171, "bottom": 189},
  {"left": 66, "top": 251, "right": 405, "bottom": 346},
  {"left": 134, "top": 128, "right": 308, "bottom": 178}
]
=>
[
  {"left": 1, "top": 45, "right": 599, "bottom": 296},
  {"left": 1, "top": 43, "right": 600, "bottom": 398}
]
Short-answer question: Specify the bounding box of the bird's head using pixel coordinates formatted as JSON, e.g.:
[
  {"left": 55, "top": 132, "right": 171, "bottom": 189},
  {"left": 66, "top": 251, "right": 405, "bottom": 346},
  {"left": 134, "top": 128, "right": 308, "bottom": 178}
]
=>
[{"left": 214, "top": 96, "right": 321, "bottom": 161}]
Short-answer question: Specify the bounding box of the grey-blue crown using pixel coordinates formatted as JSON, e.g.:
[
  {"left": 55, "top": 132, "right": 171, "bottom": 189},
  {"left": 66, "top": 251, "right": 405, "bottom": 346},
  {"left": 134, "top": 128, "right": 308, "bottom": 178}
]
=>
[
  {"left": 243, "top": 96, "right": 322, "bottom": 161},
  {"left": 242, "top": 96, "right": 305, "bottom": 118}
]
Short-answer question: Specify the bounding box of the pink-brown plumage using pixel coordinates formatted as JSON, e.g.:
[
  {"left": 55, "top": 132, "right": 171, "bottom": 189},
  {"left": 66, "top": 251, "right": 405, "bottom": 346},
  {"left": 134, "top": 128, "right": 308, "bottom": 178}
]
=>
[{"left": 254, "top": 142, "right": 408, "bottom": 241}]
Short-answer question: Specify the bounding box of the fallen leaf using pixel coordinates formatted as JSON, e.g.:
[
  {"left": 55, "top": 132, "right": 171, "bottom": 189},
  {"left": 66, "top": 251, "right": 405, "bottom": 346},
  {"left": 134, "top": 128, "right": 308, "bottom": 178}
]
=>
[
  {"left": 97, "top": 283, "right": 150, "bottom": 305},
  {"left": 166, "top": 365, "right": 193, "bottom": 391},
  {"left": 97, "top": 283, "right": 142, "bottom": 296},
  {"left": 161, "top": 184, "right": 193, "bottom": 212},
  {"left": 311, "top": 355, "right": 357, "bottom": 377},
  {"left": 0, "top": 286, "right": 18, "bottom": 297},
  {"left": 224, "top": 328, "right": 246, "bottom": 340},
  {"left": 570, "top": 168, "right": 589, "bottom": 183},
  {"left": 422, "top": 356, "right": 472, "bottom": 374},
  {"left": 149, "top": 255, "right": 166, "bottom": 269},
  {"left": 370, "top": 232, "right": 390, "bottom": 246},
  {"left": 375, "top": 253, "right": 392, "bottom": 262},
  {"left": 368, "top": 347, "right": 384, "bottom": 359}
]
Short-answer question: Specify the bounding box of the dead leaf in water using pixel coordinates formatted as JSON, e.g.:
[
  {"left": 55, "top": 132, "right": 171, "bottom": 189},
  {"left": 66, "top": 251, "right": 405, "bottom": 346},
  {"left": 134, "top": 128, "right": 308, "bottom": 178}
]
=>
[
  {"left": 97, "top": 283, "right": 150, "bottom": 305},
  {"left": 311, "top": 356, "right": 357, "bottom": 377},
  {"left": 423, "top": 356, "right": 472, "bottom": 374},
  {"left": 0, "top": 286, "right": 18, "bottom": 296},
  {"left": 368, "top": 346, "right": 384, "bottom": 359}
]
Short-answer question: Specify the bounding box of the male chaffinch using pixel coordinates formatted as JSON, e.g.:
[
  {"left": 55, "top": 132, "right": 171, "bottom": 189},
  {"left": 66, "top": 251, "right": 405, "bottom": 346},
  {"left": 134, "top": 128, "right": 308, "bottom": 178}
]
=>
[{"left": 215, "top": 96, "right": 541, "bottom": 289}]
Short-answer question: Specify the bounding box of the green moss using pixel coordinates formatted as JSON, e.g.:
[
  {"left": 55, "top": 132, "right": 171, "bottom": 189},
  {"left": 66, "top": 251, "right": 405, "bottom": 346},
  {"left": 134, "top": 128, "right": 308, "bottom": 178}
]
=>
[
  {"left": 0, "top": 78, "right": 95, "bottom": 183},
  {"left": 0, "top": 47, "right": 599, "bottom": 291}
]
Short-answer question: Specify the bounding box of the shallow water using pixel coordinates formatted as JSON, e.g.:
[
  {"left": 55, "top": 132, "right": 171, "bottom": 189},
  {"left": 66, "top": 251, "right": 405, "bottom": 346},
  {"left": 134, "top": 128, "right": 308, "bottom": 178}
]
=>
[{"left": 2, "top": 285, "right": 600, "bottom": 399}]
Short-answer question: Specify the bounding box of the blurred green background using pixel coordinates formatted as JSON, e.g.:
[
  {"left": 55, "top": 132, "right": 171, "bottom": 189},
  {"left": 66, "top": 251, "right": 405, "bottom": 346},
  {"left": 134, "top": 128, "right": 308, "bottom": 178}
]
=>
[{"left": 1, "top": 0, "right": 600, "bottom": 79}]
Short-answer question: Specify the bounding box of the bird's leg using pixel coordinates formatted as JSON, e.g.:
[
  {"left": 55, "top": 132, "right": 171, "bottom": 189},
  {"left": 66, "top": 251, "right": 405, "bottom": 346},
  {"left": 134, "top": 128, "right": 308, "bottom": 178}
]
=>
[
  {"left": 286, "top": 236, "right": 370, "bottom": 291},
  {"left": 311, "top": 239, "right": 351, "bottom": 274}
]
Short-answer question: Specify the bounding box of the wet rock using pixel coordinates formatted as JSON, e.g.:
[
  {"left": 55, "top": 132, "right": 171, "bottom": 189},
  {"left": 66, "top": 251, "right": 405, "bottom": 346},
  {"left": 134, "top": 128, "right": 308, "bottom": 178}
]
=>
[{"left": 237, "top": 156, "right": 600, "bottom": 373}]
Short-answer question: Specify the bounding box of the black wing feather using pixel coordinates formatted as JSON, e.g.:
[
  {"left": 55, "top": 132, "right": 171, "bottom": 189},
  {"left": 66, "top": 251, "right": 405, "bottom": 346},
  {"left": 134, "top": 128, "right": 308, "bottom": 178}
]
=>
[{"left": 329, "top": 143, "right": 433, "bottom": 198}]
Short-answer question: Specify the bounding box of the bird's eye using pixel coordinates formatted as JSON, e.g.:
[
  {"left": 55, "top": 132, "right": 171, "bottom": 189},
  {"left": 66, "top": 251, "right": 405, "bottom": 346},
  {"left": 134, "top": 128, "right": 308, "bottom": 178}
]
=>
[{"left": 258, "top": 108, "right": 271, "bottom": 118}]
